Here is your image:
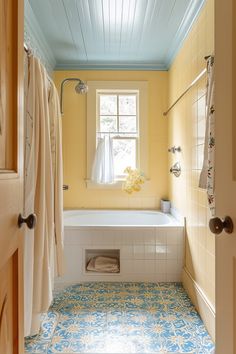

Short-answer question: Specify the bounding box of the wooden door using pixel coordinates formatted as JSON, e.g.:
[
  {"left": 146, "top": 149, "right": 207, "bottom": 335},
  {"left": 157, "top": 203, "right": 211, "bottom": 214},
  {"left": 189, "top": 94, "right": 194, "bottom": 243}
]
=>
[
  {"left": 0, "top": 0, "right": 24, "bottom": 353},
  {"left": 215, "top": 0, "right": 236, "bottom": 353}
]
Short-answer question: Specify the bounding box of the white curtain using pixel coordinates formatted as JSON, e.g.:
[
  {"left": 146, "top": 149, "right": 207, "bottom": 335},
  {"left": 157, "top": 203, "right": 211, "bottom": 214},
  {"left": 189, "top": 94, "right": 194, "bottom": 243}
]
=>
[
  {"left": 199, "top": 56, "right": 215, "bottom": 215},
  {"left": 91, "top": 135, "right": 114, "bottom": 184},
  {"left": 24, "top": 54, "right": 64, "bottom": 336}
]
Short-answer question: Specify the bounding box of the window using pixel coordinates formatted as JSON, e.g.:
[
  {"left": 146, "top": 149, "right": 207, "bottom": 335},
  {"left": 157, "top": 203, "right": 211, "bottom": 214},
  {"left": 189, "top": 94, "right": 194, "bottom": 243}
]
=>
[
  {"left": 87, "top": 81, "right": 148, "bottom": 188},
  {"left": 97, "top": 92, "right": 138, "bottom": 178}
]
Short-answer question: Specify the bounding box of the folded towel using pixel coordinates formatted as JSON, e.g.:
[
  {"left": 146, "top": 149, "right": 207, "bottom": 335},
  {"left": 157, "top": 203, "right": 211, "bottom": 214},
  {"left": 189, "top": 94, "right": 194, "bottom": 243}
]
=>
[{"left": 86, "top": 256, "right": 120, "bottom": 273}]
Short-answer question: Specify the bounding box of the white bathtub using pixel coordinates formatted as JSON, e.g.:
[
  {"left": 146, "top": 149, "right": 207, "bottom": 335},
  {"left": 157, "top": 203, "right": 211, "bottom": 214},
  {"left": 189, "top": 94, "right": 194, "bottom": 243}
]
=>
[
  {"left": 64, "top": 210, "right": 179, "bottom": 227},
  {"left": 55, "top": 210, "right": 184, "bottom": 288}
]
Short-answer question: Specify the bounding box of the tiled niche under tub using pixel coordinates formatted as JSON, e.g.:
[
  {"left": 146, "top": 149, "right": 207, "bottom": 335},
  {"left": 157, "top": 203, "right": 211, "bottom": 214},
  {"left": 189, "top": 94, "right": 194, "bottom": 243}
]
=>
[{"left": 55, "top": 225, "right": 184, "bottom": 289}]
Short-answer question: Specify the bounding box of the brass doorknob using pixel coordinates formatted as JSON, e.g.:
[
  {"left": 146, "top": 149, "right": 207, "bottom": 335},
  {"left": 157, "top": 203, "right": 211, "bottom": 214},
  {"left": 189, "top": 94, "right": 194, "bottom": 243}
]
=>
[
  {"left": 18, "top": 213, "right": 37, "bottom": 229},
  {"left": 209, "top": 216, "right": 234, "bottom": 234}
]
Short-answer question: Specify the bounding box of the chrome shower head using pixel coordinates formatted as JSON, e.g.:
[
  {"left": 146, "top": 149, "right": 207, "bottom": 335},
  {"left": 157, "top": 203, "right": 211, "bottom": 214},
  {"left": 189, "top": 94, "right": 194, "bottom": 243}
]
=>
[
  {"left": 75, "top": 80, "right": 88, "bottom": 94},
  {"left": 60, "top": 78, "right": 88, "bottom": 114}
]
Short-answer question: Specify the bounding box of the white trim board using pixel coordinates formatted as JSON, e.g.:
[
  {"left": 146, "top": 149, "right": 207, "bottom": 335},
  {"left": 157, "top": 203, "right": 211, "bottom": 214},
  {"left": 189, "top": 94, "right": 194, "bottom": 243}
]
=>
[
  {"left": 86, "top": 81, "right": 149, "bottom": 186},
  {"left": 182, "top": 266, "right": 215, "bottom": 341}
]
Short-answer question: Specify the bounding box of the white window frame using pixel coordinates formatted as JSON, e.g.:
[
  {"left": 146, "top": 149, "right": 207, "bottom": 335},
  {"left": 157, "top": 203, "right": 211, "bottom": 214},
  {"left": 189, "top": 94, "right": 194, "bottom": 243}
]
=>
[
  {"left": 86, "top": 81, "right": 148, "bottom": 189},
  {"left": 97, "top": 91, "right": 139, "bottom": 179}
]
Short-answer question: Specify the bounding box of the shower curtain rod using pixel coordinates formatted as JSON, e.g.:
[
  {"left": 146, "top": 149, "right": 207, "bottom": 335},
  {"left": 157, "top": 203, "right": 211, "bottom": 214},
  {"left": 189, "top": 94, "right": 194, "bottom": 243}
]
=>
[
  {"left": 163, "top": 68, "right": 206, "bottom": 116},
  {"left": 163, "top": 55, "right": 213, "bottom": 117},
  {"left": 24, "top": 43, "right": 53, "bottom": 83},
  {"left": 24, "top": 43, "right": 30, "bottom": 54}
]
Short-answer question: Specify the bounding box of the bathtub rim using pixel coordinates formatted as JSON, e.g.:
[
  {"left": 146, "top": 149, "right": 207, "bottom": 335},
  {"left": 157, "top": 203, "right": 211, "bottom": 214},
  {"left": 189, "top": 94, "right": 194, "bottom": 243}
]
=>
[{"left": 63, "top": 209, "right": 184, "bottom": 228}]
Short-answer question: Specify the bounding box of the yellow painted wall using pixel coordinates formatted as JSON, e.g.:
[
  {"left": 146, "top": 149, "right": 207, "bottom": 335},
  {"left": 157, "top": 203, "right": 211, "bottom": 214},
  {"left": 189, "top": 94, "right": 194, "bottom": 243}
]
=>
[
  {"left": 168, "top": 0, "right": 215, "bottom": 335},
  {"left": 54, "top": 71, "right": 168, "bottom": 209}
]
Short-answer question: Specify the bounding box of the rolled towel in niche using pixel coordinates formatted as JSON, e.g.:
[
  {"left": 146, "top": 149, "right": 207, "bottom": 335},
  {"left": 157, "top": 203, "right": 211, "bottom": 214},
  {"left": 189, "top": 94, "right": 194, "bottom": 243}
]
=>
[{"left": 86, "top": 255, "right": 120, "bottom": 273}]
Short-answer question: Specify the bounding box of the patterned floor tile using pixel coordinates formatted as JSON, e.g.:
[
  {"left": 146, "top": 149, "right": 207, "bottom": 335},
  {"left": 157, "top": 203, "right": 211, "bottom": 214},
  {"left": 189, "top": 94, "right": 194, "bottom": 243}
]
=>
[{"left": 25, "top": 282, "right": 215, "bottom": 353}]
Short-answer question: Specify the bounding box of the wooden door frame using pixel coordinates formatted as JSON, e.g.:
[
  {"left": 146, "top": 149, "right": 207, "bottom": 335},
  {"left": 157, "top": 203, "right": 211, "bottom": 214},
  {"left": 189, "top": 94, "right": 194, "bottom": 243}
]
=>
[
  {"left": 0, "top": 0, "right": 24, "bottom": 353},
  {"left": 215, "top": 0, "right": 236, "bottom": 352}
]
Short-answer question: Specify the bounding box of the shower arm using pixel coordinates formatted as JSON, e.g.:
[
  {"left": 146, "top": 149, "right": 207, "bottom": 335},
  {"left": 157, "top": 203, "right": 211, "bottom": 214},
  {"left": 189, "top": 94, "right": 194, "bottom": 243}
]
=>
[{"left": 60, "top": 78, "right": 84, "bottom": 115}]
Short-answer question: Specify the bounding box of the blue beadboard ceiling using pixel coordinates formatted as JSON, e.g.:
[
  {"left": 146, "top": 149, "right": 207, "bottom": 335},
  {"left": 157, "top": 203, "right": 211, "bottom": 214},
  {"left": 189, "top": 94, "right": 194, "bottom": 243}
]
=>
[{"left": 26, "top": 0, "right": 206, "bottom": 71}]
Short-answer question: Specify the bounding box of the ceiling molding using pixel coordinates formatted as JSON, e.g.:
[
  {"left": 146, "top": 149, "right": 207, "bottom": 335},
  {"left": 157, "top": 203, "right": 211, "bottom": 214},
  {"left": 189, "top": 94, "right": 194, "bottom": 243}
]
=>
[
  {"left": 165, "top": 0, "right": 206, "bottom": 69},
  {"left": 55, "top": 62, "right": 168, "bottom": 71},
  {"left": 24, "top": 0, "right": 56, "bottom": 73}
]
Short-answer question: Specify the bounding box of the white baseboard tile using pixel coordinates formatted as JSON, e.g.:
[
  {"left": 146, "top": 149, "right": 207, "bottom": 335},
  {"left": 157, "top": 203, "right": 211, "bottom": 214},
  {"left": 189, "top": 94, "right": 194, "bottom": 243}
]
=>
[{"left": 182, "top": 267, "right": 215, "bottom": 341}]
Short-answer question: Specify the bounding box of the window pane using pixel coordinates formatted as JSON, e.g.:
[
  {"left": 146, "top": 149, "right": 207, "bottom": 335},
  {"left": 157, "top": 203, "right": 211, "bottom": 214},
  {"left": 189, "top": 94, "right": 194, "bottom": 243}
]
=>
[
  {"left": 113, "top": 139, "right": 136, "bottom": 176},
  {"left": 100, "top": 116, "right": 117, "bottom": 132},
  {"left": 119, "top": 116, "right": 137, "bottom": 132},
  {"left": 100, "top": 95, "right": 117, "bottom": 115},
  {"left": 119, "top": 95, "right": 136, "bottom": 115}
]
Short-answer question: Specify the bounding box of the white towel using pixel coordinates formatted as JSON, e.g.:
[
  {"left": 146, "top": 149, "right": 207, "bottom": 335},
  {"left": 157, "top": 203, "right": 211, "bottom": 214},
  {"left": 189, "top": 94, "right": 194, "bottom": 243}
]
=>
[
  {"left": 199, "top": 56, "right": 215, "bottom": 215},
  {"left": 86, "top": 256, "right": 120, "bottom": 273}
]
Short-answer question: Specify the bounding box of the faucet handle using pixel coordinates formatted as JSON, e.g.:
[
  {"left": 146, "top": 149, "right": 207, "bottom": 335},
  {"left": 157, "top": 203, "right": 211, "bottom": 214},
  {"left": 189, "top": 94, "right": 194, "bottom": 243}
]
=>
[
  {"left": 168, "top": 146, "right": 181, "bottom": 153},
  {"left": 170, "top": 162, "right": 181, "bottom": 177}
]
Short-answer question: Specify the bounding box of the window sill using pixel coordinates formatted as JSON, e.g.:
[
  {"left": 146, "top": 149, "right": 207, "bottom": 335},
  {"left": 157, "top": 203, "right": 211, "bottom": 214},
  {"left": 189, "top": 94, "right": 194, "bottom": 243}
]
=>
[
  {"left": 85, "top": 178, "right": 150, "bottom": 190},
  {"left": 85, "top": 179, "right": 124, "bottom": 189}
]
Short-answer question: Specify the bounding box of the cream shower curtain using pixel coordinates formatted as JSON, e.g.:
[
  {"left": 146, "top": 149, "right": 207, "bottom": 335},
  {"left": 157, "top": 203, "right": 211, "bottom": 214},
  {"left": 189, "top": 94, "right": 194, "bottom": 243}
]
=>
[
  {"left": 48, "top": 80, "right": 64, "bottom": 275},
  {"left": 24, "top": 55, "right": 64, "bottom": 336}
]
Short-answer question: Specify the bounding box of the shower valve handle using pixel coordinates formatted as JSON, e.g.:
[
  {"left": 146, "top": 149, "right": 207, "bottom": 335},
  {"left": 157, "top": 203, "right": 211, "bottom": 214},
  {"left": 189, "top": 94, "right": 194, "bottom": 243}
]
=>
[{"left": 18, "top": 213, "right": 37, "bottom": 229}]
